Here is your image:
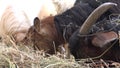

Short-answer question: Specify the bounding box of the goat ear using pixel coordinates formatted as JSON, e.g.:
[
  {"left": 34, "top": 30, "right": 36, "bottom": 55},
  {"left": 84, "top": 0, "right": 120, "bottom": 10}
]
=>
[
  {"left": 92, "top": 31, "right": 118, "bottom": 48},
  {"left": 34, "top": 17, "right": 40, "bottom": 31}
]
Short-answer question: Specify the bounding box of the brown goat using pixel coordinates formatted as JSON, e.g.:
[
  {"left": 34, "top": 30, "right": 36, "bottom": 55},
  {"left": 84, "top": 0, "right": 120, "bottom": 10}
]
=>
[{"left": 22, "top": 16, "right": 65, "bottom": 54}]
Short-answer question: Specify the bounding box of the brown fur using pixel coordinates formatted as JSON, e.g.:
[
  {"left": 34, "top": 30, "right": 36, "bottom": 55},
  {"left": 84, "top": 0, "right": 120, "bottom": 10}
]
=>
[{"left": 22, "top": 16, "right": 65, "bottom": 54}]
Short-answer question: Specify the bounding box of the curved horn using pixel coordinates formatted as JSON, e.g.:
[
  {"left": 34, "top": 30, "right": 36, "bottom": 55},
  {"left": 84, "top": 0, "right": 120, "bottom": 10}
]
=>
[{"left": 79, "top": 2, "right": 117, "bottom": 35}]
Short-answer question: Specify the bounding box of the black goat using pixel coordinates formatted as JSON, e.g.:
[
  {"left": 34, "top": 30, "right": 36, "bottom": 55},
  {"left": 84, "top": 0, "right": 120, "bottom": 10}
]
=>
[{"left": 69, "top": 2, "right": 120, "bottom": 62}]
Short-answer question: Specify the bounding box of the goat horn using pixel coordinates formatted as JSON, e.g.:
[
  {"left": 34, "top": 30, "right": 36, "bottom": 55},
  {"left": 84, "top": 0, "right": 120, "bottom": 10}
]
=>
[{"left": 79, "top": 2, "right": 117, "bottom": 35}]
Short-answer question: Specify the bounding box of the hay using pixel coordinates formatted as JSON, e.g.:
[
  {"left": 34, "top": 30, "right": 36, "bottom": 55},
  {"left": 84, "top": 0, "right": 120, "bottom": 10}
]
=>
[{"left": 0, "top": 42, "right": 87, "bottom": 68}]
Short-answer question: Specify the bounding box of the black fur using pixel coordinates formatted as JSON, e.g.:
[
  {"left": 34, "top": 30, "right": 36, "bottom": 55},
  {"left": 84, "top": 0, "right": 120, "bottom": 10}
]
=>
[
  {"left": 54, "top": 1, "right": 118, "bottom": 41},
  {"left": 54, "top": 3, "right": 94, "bottom": 41},
  {"left": 80, "top": 0, "right": 120, "bottom": 13},
  {"left": 53, "top": 0, "right": 120, "bottom": 62},
  {"left": 68, "top": 0, "right": 120, "bottom": 62},
  {"left": 69, "top": 19, "right": 120, "bottom": 62}
]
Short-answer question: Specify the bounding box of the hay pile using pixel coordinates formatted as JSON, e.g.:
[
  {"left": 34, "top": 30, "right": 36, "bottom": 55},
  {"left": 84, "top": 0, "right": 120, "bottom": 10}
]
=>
[
  {"left": 0, "top": 42, "right": 119, "bottom": 68},
  {"left": 0, "top": 41, "right": 87, "bottom": 68}
]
